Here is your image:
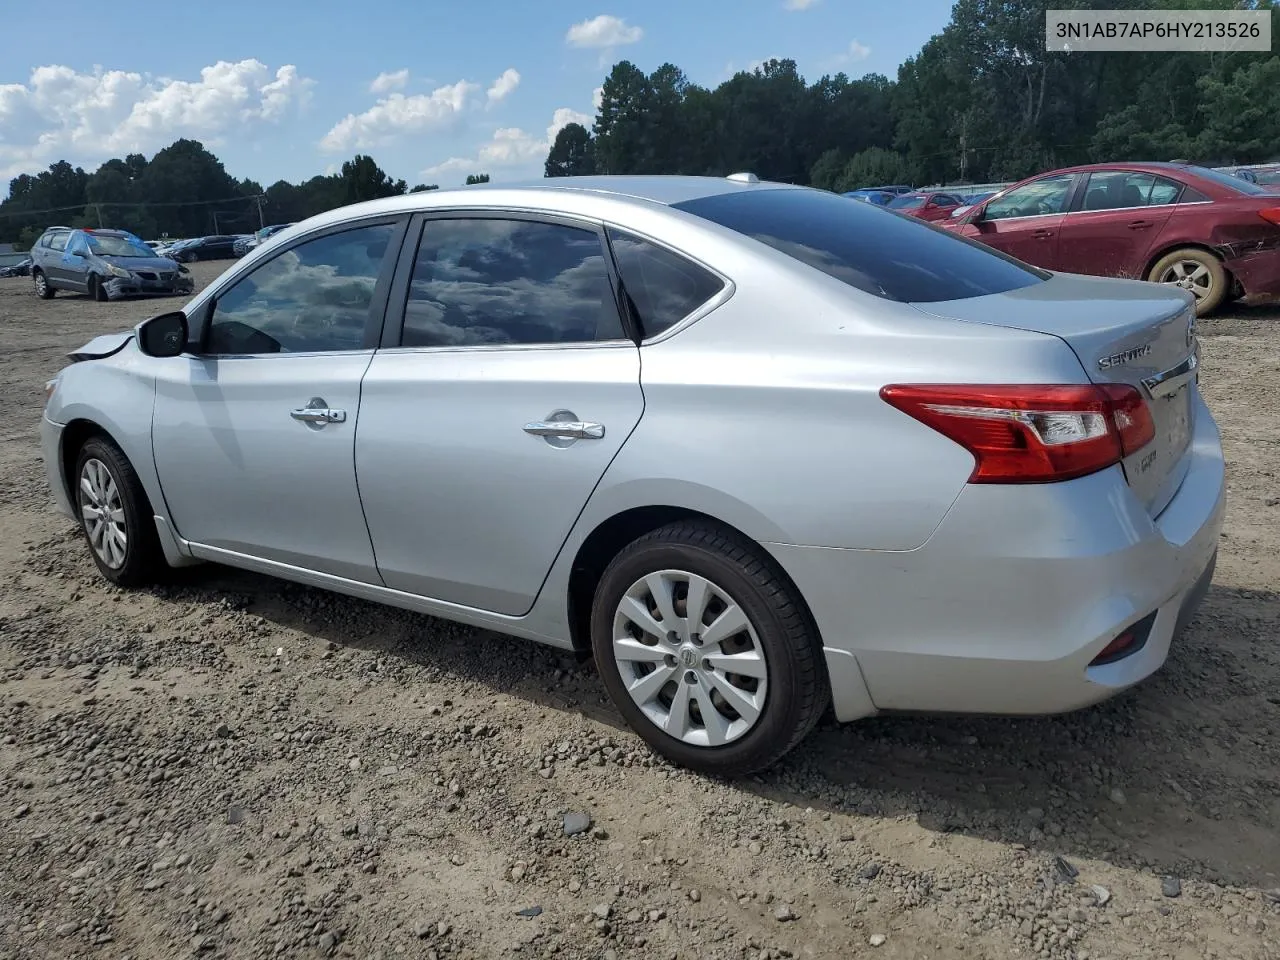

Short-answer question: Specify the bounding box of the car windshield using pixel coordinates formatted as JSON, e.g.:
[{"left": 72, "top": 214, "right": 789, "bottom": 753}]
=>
[
  {"left": 87, "top": 234, "right": 154, "bottom": 257},
  {"left": 1181, "top": 165, "right": 1271, "bottom": 195},
  {"left": 887, "top": 195, "right": 926, "bottom": 210},
  {"left": 674, "top": 187, "right": 1045, "bottom": 303}
]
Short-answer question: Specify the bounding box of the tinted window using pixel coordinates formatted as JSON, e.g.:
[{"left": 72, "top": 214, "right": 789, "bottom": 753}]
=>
[
  {"left": 1180, "top": 186, "right": 1211, "bottom": 204},
  {"left": 1080, "top": 171, "right": 1183, "bottom": 211},
  {"left": 983, "top": 175, "right": 1075, "bottom": 220},
  {"left": 887, "top": 195, "right": 926, "bottom": 210},
  {"left": 205, "top": 223, "right": 394, "bottom": 355},
  {"left": 673, "top": 188, "right": 1044, "bottom": 303},
  {"left": 1183, "top": 165, "right": 1269, "bottom": 195},
  {"left": 607, "top": 228, "right": 725, "bottom": 338},
  {"left": 401, "top": 218, "right": 622, "bottom": 348}
]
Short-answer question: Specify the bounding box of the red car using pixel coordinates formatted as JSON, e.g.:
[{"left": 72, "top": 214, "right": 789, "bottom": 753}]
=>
[
  {"left": 885, "top": 191, "right": 967, "bottom": 222},
  {"left": 942, "top": 162, "right": 1280, "bottom": 315}
]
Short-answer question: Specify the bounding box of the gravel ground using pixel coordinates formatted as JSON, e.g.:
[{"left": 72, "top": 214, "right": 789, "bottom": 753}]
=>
[{"left": 1, "top": 263, "right": 1279, "bottom": 960}]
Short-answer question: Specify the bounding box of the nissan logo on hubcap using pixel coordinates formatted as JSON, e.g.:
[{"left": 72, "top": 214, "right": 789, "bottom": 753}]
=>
[{"left": 678, "top": 648, "right": 699, "bottom": 668}]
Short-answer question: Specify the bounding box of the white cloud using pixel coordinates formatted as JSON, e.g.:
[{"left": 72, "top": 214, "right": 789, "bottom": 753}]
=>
[
  {"left": 565, "top": 14, "right": 643, "bottom": 48},
  {"left": 838, "top": 39, "right": 872, "bottom": 62},
  {"left": 421, "top": 106, "right": 594, "bottom": 181},
  {"left": 784, "top": 0, "right": 819, "bottom": 8},
  {"left": 592, "top": 87, "right": 604, "bottom": 111},
  {"left": 0, "top": 60, "right": 313, "bottom": 181},
  {"left": 320, "top": 79, "right": 480, "bottom": 152},
  {"left": 486, "top": 69, "right": 521, "bottom": 106},
  {"left": 369, "top": 69, "right": 409, "bottom": 94},
  {"left": 322, "top": 68, "right": 519, "bottom": 152}
]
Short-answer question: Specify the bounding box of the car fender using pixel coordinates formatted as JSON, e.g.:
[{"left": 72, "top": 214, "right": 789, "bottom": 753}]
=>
[{"left": 46, "top": 346, "right": 177, "bottom": 550}]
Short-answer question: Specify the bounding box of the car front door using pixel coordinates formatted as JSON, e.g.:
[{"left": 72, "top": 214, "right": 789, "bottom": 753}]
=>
[
  {"left": 1055, "top": 171, "right": 1182, "bottom": 279},
  {"left": 960, "top": 174, "right": 1078, "bottom": 269},
  {"left": 355, "top": 212, "right": 645, "bottom": 616},
  {"left": 42, "top": 231, "right": 72, "bottom": 287},
  {"left": 149, "top": 216, "right": 408, "bottom": 582}
]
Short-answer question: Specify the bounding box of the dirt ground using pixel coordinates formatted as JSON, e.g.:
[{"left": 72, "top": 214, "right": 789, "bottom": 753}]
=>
[{"left": 1, "top": 262, "right": 1279, "bottom": 960}]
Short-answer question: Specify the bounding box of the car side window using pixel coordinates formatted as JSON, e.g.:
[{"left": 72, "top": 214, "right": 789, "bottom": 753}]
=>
[
  {"left": 401, "top": 218, "right": 623, "bottom": 348},
  {"left": 983, "top": 175, "right": 1075, "bottom": 221},
  {"left": 1079, "top": 171, "right": 1177, "bottom": 211},
  {"left": 204, "top": 222, "right": 395, "bottom": 356},
  {"left": 49, "top": 232, "right": 68, "bottom": 252},
  {"left": 607, "top": 227, "right": 725, "bottom": 339},
  {"left": 1179, "top": 186, "right": 1211, "bottom": 204}
]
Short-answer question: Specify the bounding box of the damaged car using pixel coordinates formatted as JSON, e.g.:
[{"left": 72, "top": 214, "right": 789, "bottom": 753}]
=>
[
  {"left": 30, "top": 227, "right": 195, "bottom": 302},
  {"left": 943, "top": 161, "right": 1280, "bottom": 316}
]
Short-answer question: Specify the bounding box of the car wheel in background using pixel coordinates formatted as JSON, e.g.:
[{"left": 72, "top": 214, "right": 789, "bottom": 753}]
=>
[
  {"left": 33, "top": 270, "right": 54, "bottom": 299},
  {"left": 590, "top": 520, "right": 829, "bottom": 777},
  {"left": 1148, "top": 248, "right": 1228, "bottom": 317},
  {"left": 74, "top": 436, "right": 166, "bottom": 587},
  {"left": 88, "top": 275, "right": 108, "bottom": 302},
  {"left": 187, "top": 251, "right": 200, "bottom": 263}
]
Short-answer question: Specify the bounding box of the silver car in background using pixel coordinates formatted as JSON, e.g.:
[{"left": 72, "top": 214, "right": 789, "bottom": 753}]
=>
[{"left": 40, "top": 175, "right": 1224, "bottom": 775}]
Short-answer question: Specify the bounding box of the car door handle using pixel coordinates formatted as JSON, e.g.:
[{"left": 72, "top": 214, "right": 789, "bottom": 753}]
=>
[
  {"left": 291, "top": 407, "right": 346, "bottom": 424},
  {"left": 1127, "top": 220, "right": 1154, "bottom": 230},
  {"left": 523, "top": 420, "right": 605, "bottom": 440},
  {"left": 1032, "top": 228, "right": 1054, "bottom": 238}
]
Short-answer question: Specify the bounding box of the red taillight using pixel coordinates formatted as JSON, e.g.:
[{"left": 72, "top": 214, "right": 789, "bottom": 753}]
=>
[
  {"left": 879, "top": 383, "right": 1156, "bottom": 483},
  {"left": 1259, "top": 207, "right": 1280, "bottom": 226}
]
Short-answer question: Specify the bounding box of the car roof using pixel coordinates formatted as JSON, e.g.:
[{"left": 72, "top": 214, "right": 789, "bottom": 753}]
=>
[{"left": 289, "top": 175, "right": 810, "bottom": 234}]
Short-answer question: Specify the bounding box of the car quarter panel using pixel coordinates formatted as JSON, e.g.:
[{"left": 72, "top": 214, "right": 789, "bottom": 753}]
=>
[{"left": 583, "top": 228, "right": 1094, "bottom": 552}]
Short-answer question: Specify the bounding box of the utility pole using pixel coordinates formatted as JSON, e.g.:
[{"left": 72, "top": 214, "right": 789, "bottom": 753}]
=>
[
  {"left": 254, "top": 195, "right": 266, "bottom": 229},
  {"left": 93, "top": 204, "right": 103, "bottom": 228},
  {"left": 212, "top": 210, "right": 221, "bottom": 235}
]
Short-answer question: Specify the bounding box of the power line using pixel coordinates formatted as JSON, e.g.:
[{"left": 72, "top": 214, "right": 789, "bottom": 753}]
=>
[{"left": 0, "top": 193, "right": 265, "bottom": 220}]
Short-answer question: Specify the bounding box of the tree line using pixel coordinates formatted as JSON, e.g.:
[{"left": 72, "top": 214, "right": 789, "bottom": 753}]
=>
[
  {"left": 0, "top": 141, "right": 478, "bottom": 248},
  {"left": 548, "top": 0, "right": 1280, "bottom": 189},
  {"left": 4, "top": 0, "right": 1277, "bottom": 248}
]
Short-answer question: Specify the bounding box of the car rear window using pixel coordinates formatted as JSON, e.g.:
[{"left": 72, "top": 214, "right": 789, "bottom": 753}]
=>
[
  {"left": 673, "top": 188, "right": 1046, "bottom": 302},
  {"left": 1182, "top": 165, "right": 1270, "bottom": 195}
]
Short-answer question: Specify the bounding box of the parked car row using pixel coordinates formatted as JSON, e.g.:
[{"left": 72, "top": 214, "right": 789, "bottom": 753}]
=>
[{"left": 233, "top": 223, "right": 294, "bottom": 257}]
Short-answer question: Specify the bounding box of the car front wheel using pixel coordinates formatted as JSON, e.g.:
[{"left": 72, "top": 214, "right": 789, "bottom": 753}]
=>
[
  {"left": 33, "top": 270, "right": 54, "bottom": 299},
  {"left": 590, "top": 520, "right": 828, "bottom": 777},
  {"left": 74, "top": 437, "right": 166, "bottom": 587}
]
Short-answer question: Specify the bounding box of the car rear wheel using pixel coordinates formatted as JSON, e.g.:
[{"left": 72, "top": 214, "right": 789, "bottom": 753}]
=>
[
  {"left": 1148, "top": 248, "right": 1227, "bottom": 317},
  {"left": 33, "top": 270, "right": 54, "bottom": 299},
  {"left": 74, "top": 437, "right": 166, "bottom": 587},
  {"left": 590, "top": 520, "right": 828, "bottom": 777}
]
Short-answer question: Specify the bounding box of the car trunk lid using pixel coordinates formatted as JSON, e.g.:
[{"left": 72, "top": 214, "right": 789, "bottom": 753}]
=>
[{"left": 911, "top": 272, "right": 1199, "bottom": 517}]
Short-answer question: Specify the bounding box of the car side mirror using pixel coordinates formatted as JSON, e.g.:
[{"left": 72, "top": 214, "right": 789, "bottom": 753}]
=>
[{"left": 136, "top": 311, "right": 189, "bottom": 358}]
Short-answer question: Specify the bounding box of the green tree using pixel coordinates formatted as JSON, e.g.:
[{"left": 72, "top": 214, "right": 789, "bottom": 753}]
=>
[
  {"left": 465, "top": 173, "right": 490, "bottom": 185},
  {"left": 410, "top": 183, "right": 440, "bottom": 192},
  {"left": 340, "top": 154, "right": 407, "bottom": 204},
  {"left": 545, "top": 123, "right": 596, "bottom": 177},
  {"left": 836, "top": 148, "right": 911, "bottom": 192}
]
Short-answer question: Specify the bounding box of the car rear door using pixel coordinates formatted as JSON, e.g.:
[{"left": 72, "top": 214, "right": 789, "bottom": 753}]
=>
[
  {"left": 354, "top": 211, "right": 645, "bottom": 616},
  {"left": 150, "top": 216, "right": 409, "bottom": 582},
  {"left": 960, "top": 173, "right": 1079, "bottom": 269},
  {"left": 1056, "top": 170, "right": 1181, "bottom": 279}
]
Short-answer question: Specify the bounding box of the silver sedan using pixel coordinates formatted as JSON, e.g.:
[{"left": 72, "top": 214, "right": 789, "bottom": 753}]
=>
[{"left": 40, "top": 175, "right": 1224, "bottom": 775}]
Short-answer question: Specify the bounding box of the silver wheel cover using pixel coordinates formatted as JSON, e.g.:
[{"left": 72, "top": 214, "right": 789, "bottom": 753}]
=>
[
  {"left": 1158, "top": 259, "right": 1213, "bottom": 301},
  {"left": 611, "top": 569, "right": 768, "bottom": 747},
  {"left": 78, "top": 458, "right": 128, "bottom": 569}
]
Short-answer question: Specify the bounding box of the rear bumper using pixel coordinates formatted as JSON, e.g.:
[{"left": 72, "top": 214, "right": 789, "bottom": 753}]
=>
[
  {"left": 1224, "top": 247, "right": 1280, "bottom": 297},
  {"left": 770, "top": 389, "right": 1225, "bottom": 721}
]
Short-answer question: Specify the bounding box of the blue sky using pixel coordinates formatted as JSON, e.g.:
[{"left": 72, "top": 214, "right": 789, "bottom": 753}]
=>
[{"left": 0, "top": 0, "right": 953, "bottom": 190}]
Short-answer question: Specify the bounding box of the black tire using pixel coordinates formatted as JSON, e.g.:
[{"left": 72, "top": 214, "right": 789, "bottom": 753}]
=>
[
  {"left": 187, "top": 251, "right": 199, "bottom": 263},
  {"left": 73, "top": 436, "right": 167, "bottom": 587},
  {"left": 590, "top": 520, "right": 829, "bottom": 777},
  {"left": 1147, "top": 247, "right": 1228, "bottom": 317},
  {"left": 33, "top": 270, "right": 54, "bottom": 299},
  {"left": 88, "top": 274, "right": 108, "bottom": 302}
]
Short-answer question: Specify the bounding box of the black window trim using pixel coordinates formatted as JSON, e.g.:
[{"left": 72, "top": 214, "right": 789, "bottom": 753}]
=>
[
  {"left": 381, "top": 208, "right": 634, "bottom": 352},
  {"left": 189, "top": 212, "right": 411, "bottom": 358},
  {"left": 601, "top": 223, "right": 734, "bottom": 345}
]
